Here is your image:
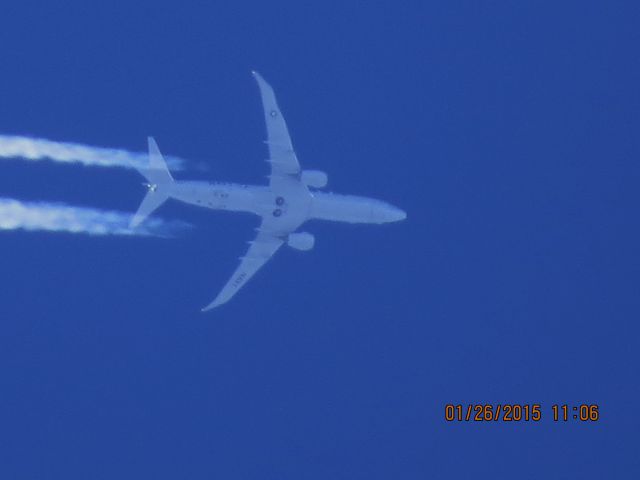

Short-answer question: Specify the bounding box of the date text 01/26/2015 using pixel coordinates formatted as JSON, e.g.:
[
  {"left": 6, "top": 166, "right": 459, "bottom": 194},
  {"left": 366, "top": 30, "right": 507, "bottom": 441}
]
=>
[{"left": 444, "top": 404, "right": 599, "bottom": 422}]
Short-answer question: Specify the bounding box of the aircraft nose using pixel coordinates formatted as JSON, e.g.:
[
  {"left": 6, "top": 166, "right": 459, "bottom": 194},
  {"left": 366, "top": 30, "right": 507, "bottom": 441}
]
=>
[
  {"left": 391, "top": 207, "right": 407, "bottom": 222},
  {"left": 381, "top": 205, "right": 407, "bottom": 222}
]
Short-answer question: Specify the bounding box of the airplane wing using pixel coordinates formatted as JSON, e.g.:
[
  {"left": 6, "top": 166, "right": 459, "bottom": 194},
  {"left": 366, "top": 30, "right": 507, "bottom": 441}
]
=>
[
  {"left": 202, "top": 214, "right": 304, "bottom": 311},
  {"left": 252, "top": 71, "right": 302, "bottom": 189},
  {"left": 201, "top": 73, "right": 310, "bottom": 311}
]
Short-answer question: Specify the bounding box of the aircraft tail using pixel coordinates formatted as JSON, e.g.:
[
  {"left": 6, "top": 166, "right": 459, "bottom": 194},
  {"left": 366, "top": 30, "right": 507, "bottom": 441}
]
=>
[{"left": 130, "top": 137, "right": 174, "bottom": 228}]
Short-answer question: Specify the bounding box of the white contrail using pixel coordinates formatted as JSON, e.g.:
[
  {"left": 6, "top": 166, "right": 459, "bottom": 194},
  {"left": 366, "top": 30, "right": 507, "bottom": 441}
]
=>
[
  {"left": 0, "top": 198, "right": 187, "bottom": 237},
  {"left": 0, "top": 135, "right": 186, "bottom": 170}
]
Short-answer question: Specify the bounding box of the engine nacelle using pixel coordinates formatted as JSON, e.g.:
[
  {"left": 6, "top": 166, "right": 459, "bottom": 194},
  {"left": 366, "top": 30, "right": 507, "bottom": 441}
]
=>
[
  {"left": 301, "top": 170, "right": 328, "bottom": 189},
  {"left": 287, "top": 232, "right": 315, "bottom": 251}
]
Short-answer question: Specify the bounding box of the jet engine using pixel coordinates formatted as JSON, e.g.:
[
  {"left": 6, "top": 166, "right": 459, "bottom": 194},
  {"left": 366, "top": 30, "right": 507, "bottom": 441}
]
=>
[
  {"left": 287, "top": 232, "right": 315, "bottom": 251},
  {"left": 301, "top": 170, "right": 328, "bottom": 189}
]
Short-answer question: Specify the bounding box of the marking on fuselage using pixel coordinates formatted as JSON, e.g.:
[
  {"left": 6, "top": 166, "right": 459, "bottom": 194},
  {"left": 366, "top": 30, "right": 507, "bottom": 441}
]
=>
[{"left": 232, "top": 272, "right": 247, "bottom": 287}]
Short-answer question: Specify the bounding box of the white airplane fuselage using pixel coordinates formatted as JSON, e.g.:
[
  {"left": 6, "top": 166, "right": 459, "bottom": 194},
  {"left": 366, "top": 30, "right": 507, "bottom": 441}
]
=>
[
  {"left": 166, "top": 180, "right": 406, "bottom": 227},
  {"left": 132, "top": 71, "right": 406, "bottom": 310}
]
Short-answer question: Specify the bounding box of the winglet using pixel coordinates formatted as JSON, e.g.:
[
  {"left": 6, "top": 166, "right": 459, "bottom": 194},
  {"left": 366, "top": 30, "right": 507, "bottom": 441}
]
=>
[{"left": 201, "top": 296, "right": 224, "bottom": 312}]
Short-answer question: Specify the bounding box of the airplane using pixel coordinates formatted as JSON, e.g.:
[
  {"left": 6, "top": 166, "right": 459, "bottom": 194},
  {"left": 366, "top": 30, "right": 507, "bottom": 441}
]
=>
[{"left": 130, "top": 71, "right": 406, "bottom": 311}]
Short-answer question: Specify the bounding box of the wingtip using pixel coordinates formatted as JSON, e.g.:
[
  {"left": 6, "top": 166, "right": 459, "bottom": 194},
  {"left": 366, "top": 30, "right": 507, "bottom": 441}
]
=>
[{"left": 201, "top": 299, "right": 222, "bottom": 312}]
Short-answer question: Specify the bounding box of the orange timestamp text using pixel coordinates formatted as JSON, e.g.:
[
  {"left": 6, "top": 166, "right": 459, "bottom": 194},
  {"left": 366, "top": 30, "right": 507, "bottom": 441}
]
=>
[{"left": 444, "top": 404, "right": 599, "bottom": 422}]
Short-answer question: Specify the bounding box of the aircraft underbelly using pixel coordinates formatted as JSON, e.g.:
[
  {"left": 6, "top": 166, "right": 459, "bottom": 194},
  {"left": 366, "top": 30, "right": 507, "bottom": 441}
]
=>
[
  {"left": 310, "top": 193, "right": 374, "bottom": 223},
  {"left": 132, "top": 72, "right": 404, "bottom": 311}
]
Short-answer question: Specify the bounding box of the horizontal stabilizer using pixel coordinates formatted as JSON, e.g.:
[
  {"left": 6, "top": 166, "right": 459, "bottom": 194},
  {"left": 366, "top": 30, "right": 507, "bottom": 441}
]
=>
[
  {"left": 140, "top": 137, "right": 174, "bottom": 186},
  {"left": 130, "top": 189, "right": 169, "bottom": 228},
  {"left": 130, "top": 137, "right": 174, "bottom": 228}
]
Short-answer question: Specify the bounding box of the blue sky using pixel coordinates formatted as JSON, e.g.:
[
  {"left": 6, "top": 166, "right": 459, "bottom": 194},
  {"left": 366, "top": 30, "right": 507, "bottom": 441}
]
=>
[{"left": 0, "top": 1, "right": 638, "bottom": 478}]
